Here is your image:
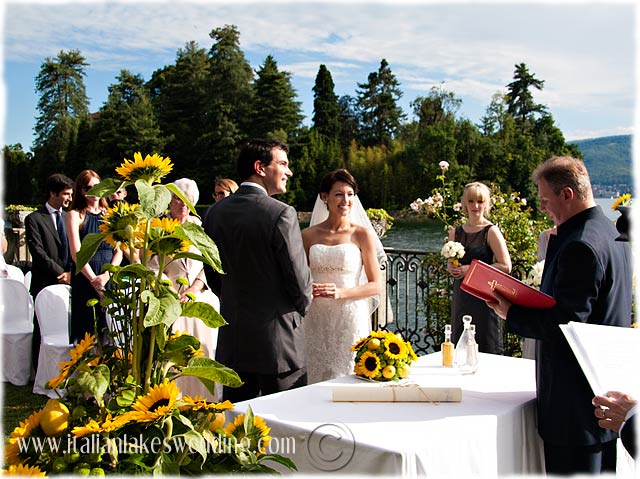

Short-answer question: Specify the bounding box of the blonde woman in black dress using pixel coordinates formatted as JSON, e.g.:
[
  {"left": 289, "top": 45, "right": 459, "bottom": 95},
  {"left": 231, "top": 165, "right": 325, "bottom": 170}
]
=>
[{"left": 446, "top": 182, "right": 511, "bottom": 354}]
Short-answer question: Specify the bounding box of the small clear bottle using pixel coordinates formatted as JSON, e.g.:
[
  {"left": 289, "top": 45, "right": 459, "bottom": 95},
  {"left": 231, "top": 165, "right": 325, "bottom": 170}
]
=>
[
  {"left": 441, "top": 325, "right": 454, "bottom": 367},
  {"left": 454, "top": 315, "right": 473, "bottom": 368},
  {"left": 460, "top": 324, "right": 478, "bottom": 374}
]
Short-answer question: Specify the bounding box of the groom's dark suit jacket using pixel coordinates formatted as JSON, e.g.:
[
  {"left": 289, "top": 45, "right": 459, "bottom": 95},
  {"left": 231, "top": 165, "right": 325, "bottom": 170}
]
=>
[
  {"left": 25, "top": 205, "right": 70, "bottom": 298},
  {"left": 506, "top": 206, "right": 632, "bottom": 447},
  {"left": 203, "top": 185, "right": 313, "bottom": 375}
]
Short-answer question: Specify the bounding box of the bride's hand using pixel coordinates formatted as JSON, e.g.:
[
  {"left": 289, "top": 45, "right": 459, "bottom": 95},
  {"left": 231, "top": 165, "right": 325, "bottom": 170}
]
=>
[{"left": 312, "top": 282, "right": 340, "bottom": 299}]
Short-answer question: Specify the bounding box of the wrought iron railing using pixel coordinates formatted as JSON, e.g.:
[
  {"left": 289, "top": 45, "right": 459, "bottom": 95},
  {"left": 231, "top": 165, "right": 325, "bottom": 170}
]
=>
[{"left": 372, "top": 247, "right": 529, "bottom": 357}]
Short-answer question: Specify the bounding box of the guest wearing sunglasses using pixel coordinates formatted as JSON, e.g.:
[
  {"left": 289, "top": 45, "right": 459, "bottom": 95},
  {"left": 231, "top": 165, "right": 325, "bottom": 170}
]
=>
[{"left": 212, "top": 178, "right": 238, "bottom": 202}]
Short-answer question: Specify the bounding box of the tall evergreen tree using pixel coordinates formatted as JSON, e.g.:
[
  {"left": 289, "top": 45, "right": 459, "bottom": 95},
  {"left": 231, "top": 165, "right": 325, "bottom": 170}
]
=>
[
  {"left": 2, "top": 144, "right": 34, "bottom": 205},
  {"left": 337, "top": 95, "right": 361, "bottom": 154},
  {"left": 356, "top": 59, "right": 405, "bottom": 146},
  {"left": 33, "top": 49, "right": 89, "bottom": 191},
  {"left": 95, "top": 70, "right": 165, "bottom": 174},
  {"left": 505, "top": 63, "right": 547, "bottom": 133},
  {"left": 147, "top": 42, "right": 212, "bottom": 179},
  {"left": 311, "top": 64, "right": 340, "bottom": 139},
  {"left": 250, "top": 55, "right": 303, "bottom": 140},
  {"left": 207, "top": 25, "right": 255, "bottom": 179}
]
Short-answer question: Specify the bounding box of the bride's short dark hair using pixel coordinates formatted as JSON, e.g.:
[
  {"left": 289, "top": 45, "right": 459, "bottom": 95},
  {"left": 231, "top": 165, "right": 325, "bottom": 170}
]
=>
[{"left": 319, "top": 169, "right": 359, "bottom": 195}]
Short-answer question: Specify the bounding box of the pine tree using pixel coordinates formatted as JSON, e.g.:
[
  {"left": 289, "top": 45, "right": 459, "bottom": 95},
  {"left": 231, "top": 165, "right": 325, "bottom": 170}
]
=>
[
  {"left": 505, "top": 63, "right": 547, "bottom": 133},
  {"left": 250, "top": 55, "right": 303, "bottom": 141},
  {"left": 356, "top": 59, "right": 405, "bottom": 146},
  {"left": 312, "top": 65, "right": 340, "bottom": 139}
]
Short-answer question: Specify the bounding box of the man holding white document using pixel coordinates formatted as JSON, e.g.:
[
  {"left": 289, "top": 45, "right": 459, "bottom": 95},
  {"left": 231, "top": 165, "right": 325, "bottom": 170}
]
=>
[{"left": 487, "top": 156, "right": 633, "bottom": 475}]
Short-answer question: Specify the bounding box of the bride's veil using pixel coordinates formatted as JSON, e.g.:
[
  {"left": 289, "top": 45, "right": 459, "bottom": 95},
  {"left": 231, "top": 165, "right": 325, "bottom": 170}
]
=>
[{"left": 309, "top": 194, "right": 387, "bottom": 316}]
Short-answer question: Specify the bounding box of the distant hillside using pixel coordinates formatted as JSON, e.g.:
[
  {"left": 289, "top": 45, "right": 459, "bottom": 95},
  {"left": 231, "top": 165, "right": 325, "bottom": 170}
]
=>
[{"left": 569, "top": 135, "right": 633, "bottom": 196}]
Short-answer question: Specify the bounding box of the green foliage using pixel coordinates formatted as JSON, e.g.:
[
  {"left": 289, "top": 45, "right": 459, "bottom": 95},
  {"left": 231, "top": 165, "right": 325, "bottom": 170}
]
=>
[
  {"left": 571, "top": 135, "right": 633, "bottom": 190},
  {"left": 366, "top": 208, "right": 394, "bottom": 237},
  {"left": 312, "top": 64, "right": 341, "bottom": 139}
]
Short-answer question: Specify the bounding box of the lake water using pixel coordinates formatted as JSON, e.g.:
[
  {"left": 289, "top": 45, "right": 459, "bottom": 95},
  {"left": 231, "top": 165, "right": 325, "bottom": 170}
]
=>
[{"left": 382, "top": 198, "right": 619, "bottom": 252}]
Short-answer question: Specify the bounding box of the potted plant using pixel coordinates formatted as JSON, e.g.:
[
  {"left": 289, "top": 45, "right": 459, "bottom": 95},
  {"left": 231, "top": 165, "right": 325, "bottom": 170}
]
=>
[{"left": 4, "top": 205, "right": 37, "bottom": 227}]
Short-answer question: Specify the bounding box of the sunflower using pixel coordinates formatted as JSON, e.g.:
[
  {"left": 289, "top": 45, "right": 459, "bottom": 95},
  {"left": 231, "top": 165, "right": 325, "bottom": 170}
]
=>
[
  {"left": 115, "top": 152, "right": 173, "bottom": 183},
  {"left": 2, "top": 464, "right": 45, "bottom": 476},
  {"left": 356, "top": 351, "right": 381, "bottom": 379},
  {"left": 5, "top": 409, "right": 43, "bottom": 465},
  {"left": 71, "top": 418, "right": 102, "bottom": 438},
  {"left": 47, "top": 333, "right": 96, "bottom": 389},
  {"left": 99, "top": 202, "right": 143, "bottom": 250},
  {"left": 141, "top": 217, "right": 191, "bottom": 257},
  {"left": 101, "top": 413, "right": 131, "bottom": 433},
  {"left": 406, "top": 341, "right": 419, "bottom": 362},
  {"left": 611, "top": 193, "right": 632, "bottom": 211},
  {"left": 384, "top": 336, "right": 408, "bottom": 360},
  {"left": 225, "top": 414, "right": 272, "bottom": 455},
  {"left": 369, "top": 330, "right": 387, "bottom": 339},
  {"left": 128, "top": 380, "right": 180, "bottom": 423},
  {"left": 350, "top": 336, "right": 368, "bottom": 352}
]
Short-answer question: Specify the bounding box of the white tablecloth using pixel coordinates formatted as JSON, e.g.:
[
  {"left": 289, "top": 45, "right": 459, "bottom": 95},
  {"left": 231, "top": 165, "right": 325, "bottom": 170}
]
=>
[{"left": 231, "top": 352, "right": 545, "bottom": 476}]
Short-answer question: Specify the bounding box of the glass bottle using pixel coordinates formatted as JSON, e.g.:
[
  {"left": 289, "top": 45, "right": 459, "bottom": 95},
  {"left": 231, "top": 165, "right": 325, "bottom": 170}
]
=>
[
  {"left": 441, "top": 325, "right": 454, "bottom": 367},
  {"left": 460, "top": 325, "right": 479, "bottom": 374},
  {"left": 454, "top": 315, "right": 473, "bottom": 368}
]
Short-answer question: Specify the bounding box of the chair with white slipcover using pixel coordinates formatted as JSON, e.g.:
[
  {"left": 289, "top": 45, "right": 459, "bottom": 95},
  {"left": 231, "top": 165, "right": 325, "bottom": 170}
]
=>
[
  {"left": 33, "top": 284, "right": 73, "bottom": 397},
  {"left": 24, "top": 270, "right": 32, "bottom": 291},
  {"left": 5, "top": 264, "right": 25, "bottom": 282},
  {"left": 1, "top": 278, "right": 34, "bottom": 385}
]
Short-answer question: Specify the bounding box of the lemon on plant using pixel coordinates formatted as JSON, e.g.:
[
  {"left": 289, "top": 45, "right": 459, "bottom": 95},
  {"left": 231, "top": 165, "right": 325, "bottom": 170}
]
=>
[
  {"left": 41, "top": 399, "right": 70, "bottom": 436},
  {"left": 208, "top": 412, "right": 226, "bottom": 432},
  {"left": 91, "top": 467, "right": 106, "bottom": 476},
  {"left": 367, "top": 338, "right": 381, "bottom": 350},
  {"left": 52, "top": 457, "right": 68, "bottom": 472},
  {"left": 398, "top": 365, "right": 411, "bottom": 378},
  {"left": 382, "top": 365, "right": 396, "bottom": 379},
  {"left": 64, "top": 451, "right": 81, "bottom": 464}
]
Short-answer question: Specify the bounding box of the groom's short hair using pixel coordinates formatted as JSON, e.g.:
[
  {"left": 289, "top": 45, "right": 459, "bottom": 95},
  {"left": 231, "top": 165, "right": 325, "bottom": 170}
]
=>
[{"left": 236, "top": 139, "right": 289, "bottom": 181}]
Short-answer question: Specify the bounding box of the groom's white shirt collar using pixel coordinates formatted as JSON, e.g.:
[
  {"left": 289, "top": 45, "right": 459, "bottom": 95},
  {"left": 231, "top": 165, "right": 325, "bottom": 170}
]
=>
[{"left": 241, "top": 181, "right": 267, "bottom": 195}]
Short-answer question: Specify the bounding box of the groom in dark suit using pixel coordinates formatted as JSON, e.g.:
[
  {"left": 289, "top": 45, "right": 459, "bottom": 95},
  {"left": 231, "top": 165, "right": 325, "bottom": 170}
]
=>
[
  {"left": 488, "top": 156, "right": 632, "bottom": 475},
  {"left": 203, "top": 139, "right": 313, "bottom": 402},
  {"left": 25, "top": 173, "right": 74, "bottom": 370}
]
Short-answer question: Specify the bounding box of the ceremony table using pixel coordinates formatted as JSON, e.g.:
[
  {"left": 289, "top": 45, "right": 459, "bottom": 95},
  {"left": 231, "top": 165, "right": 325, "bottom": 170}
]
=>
[{"left": 231, "top": 352, "right": 545, "bottom": 476}]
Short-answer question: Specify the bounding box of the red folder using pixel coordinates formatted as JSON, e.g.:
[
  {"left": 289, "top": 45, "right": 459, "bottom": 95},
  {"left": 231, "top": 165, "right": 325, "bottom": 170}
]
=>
[{"left": 461, "top": 259, "right": 556, "bottom": 309}]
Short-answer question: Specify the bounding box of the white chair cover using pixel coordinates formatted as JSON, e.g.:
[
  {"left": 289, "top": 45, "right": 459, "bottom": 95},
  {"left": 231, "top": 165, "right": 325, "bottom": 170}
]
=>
[
  {"left": 5, "top": 264, "right": 25, "bottom": 282},
  {"left": 24, "top": 270, "right": 32, "bottom": 291},
  {"left": 1, "top": 278, "right": 34, "bottom": 385},
  {"left": 33, "top": 284, "right": 73, "bottom": 397}
]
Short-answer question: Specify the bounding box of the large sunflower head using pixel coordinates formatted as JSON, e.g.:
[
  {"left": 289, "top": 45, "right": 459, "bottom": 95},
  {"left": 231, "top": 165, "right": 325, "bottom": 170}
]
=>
[
  {"left": 99, "top": 202, "right": 143, "bottom": 250},
  {"left": 115, "top": 152, "right": 173, "bottom": 183},
  {"left": 224, "top": 414, "right": 271, "bottom": 455},
  {"left": 383, "top": 335, "right": 408, "bottom": 361},
  {"left": 355, "top": 351, "right": 381, "bottom": 379},
  {"left": 611, "top": 193, "right": 632, "bottom": 211},
  {"left": 5, "top": 409, "right": 43, "bottom": 465},
  {"left": 129, "top": 380, "right": 180, "bottom": 423},
  {"left": 140, "top": 217, "right": 191, "bottom": 257}
]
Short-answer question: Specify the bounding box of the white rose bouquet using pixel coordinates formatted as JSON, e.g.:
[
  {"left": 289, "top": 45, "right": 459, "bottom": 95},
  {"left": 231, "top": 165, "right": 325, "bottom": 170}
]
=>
[
  {"left": 525, "top": 260, "right": 545, "bottom": 289},
  {"left": 441, "top": 240, "right": 465, "bottom": 266}
]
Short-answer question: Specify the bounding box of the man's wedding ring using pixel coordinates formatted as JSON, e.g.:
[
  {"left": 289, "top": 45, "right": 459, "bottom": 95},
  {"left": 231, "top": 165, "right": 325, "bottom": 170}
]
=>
[{"left": 599, "top": 409, "right": 606, "bottom": 419}]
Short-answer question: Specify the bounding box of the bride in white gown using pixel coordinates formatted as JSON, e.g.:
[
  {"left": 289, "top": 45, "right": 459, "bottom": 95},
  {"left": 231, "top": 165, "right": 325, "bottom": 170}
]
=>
[{"left": 302, "top": 169, "right": 386, "bottom": 384}]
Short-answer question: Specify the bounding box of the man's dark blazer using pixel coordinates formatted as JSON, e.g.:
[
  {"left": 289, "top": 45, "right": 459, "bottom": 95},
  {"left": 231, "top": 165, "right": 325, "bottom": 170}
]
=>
[
  {"left": 202, "top": 185, "right": 313, "bottom": 375},
  {"left": 621, "top": 414, "right": 636, "bottom": 459},
  {"left": 25, "top": 205, "right": 70, "bottom": 298},
  {"left": 506, "top": 206, "right": 633, "bottom": 447}
]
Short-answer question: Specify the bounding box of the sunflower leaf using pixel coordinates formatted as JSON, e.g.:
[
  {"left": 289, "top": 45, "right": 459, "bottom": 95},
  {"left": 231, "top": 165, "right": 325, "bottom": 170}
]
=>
[
  {"left": 85, "top": 178, "right": 124, "bottom": 199},
  {"left": 76, "top": 232, "right": 108, "bottom": 273},
  {"left": 182, "top": 429, "right": 207, "bottom": 462},
  {"left": 136, "top": 181, "right": 172, "bottom": 218},
  {"left": 143, "top": 292, "right": 181, "bottom": 328},
  {"left": 76, "top": 364, "right": 110, "bottom": 407},
  {"left": 166, "top": 183, "right": 197, "bottom": 217},
  {"left": 181, "top": 357, "right": 243, "bottom": 388},
  {"left": 180, "top": 302, "right": 227, "bottom": 328},
  {"left": 177, "top": 222, "right": 223, "bottom": 273}
]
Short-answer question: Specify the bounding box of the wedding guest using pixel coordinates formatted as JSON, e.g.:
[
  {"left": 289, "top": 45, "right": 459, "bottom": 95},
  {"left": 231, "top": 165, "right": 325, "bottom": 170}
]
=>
[
  {"left": 447, "top": 182, "right": 511, "bottom": 354},
  {"left": 107, "top": 184, "right": 128, "bottom": 208},
  {"left": 212, "top": 178, "right": 238, "bottom": 202},
  {"left": 147, "top": 178, "right": 220, "bottom": 400},
  {"left": 203, "top": 138, "right": 313, "bottom": 402},
  {"left": 67, "top": 170, "right": 122, "bottom": 343},
  {"left": 488, "top": 156, "right": 633, "bottom": 475},
  {"left": 593, "top": 391, "right": 637, "bottom": 459},
  {"left": 25, "top": 173, "right": 74, "bottom": 369},
  {"left": 301, "top": 169, "right": 385, "bottom": 384}
]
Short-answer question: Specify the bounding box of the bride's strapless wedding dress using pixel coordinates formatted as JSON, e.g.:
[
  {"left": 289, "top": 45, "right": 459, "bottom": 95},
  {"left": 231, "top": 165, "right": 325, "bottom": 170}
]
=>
[{"left": 304, "top": 243, "right": 371, "bottom": 384}]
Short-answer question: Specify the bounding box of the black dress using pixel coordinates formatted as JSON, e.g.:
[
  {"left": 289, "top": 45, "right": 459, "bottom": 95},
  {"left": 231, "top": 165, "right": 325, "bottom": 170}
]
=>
[
  {"left": 451, "top": 224, "right": 503, "bottom": 354},
  {"left": 70, "top": 212, "right": 113, "bottom": 343}
]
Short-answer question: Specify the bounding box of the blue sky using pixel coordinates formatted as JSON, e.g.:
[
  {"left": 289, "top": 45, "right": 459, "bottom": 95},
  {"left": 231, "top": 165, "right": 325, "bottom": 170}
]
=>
[{"left": 1, "top": 0, "right": 636, "bottom": 151}]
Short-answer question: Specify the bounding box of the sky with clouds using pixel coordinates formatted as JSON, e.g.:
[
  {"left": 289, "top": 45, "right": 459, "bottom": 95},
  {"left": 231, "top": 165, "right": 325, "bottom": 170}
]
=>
[{"left": 1, "top": 0, "right": 636, "bottom": 150}]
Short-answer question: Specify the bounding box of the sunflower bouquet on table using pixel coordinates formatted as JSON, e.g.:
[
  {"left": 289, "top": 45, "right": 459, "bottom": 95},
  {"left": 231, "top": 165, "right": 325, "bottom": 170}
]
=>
[
  {"left": 351, "top": 331, "right": 418, "bottom": 381},
  {"left": 3, "top": 153, "right": 295, "bottom": 476}
]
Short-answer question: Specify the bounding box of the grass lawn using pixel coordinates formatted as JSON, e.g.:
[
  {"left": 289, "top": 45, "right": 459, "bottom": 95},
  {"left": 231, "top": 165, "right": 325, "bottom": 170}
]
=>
[{"left": 2, "top": 382, "right": 48, "bottom": 437}]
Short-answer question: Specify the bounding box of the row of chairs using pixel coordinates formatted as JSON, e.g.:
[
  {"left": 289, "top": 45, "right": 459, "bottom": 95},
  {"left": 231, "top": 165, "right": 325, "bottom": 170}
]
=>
[{"left": 1, "top": 277, "right": 73, "bottom": 398}]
